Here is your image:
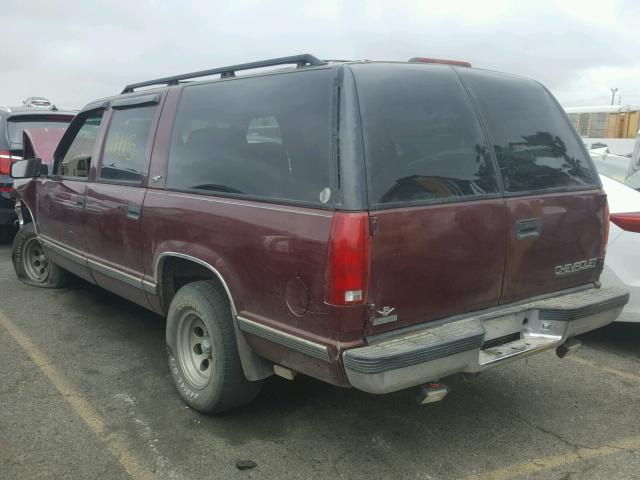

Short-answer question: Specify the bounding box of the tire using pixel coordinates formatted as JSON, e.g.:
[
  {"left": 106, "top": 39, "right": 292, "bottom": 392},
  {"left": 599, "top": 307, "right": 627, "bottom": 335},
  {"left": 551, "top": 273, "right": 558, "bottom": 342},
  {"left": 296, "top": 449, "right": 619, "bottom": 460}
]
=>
[
  {"left": 12, "top": 223, "right": 68, "bottom": 288},
  {"left": 166, "top": 280, "right": 263, "bottom": 413}
]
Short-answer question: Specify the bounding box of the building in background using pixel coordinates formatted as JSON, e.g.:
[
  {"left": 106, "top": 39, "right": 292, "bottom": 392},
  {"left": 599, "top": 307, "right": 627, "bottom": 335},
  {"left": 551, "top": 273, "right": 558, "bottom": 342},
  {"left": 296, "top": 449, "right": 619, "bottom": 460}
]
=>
[{"left": 564, "top": 105, "right": 640, "bottom": 139}]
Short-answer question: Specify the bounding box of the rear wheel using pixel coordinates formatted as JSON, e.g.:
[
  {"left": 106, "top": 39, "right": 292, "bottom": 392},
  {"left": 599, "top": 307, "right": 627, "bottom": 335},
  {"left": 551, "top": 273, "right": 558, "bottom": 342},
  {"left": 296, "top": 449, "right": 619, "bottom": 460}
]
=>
[
  {"left": 12, "top": 223, "right": 68, "bottom": 288},
  {"left": 166, "top": 280, "right": 263, "bottom": 413}
]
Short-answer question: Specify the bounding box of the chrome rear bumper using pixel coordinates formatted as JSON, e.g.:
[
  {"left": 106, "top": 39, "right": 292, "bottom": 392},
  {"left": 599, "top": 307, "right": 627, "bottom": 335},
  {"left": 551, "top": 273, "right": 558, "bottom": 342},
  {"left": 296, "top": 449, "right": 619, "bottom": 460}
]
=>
[{"left": 343, "top": 286, "right": 629, "bottom": 394}]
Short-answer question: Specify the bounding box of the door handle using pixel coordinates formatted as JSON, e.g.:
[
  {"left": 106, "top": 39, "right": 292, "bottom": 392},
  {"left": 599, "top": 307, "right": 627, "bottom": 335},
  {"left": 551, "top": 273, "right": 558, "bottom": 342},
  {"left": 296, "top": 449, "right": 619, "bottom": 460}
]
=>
[
  {"left": 516, "top": 218, "right": 541, "bottom": 240},
  {"left": 74, "top": 196, "right": 86, "bottom": 208},
  {"left": 127, "top": 202, "right": 141, "bottom": 220}
]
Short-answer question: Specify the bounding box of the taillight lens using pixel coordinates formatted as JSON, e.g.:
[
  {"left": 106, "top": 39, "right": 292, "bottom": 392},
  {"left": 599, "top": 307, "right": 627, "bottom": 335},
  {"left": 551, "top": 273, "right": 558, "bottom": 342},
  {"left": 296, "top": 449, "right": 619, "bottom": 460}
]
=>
[
  {"left": 0, "top": 150, "right": 12, "bottom": 175},
  {"left": 324, "top": 212, "right": 370, "bottom": 306},
  {"left": 610, "top": 212, "right": 640, "bottom": 233}
]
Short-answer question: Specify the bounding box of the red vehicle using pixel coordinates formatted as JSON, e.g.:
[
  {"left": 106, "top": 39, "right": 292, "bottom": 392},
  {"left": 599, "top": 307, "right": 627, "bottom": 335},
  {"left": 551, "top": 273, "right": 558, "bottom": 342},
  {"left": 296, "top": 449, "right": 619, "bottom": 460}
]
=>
[
  {"left": 10, "top": 55, "right": 629, "bottom": 413},
  {"left": 0, "top": 106, "right": 73, "bottom": 236}
]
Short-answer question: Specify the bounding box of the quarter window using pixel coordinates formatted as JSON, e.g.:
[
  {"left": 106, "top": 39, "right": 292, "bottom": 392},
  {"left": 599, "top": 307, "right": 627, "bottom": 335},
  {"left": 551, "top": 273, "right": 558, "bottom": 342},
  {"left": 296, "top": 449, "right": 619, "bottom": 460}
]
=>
[
  {"left": 99, "top": 105, "right": 156, "bottom": 183},
  {"left": 57, "top": 111, "right": 104, "bottom": 178},
  {"left": 167, "top": 69, "right": 334, "bottom": 206}
]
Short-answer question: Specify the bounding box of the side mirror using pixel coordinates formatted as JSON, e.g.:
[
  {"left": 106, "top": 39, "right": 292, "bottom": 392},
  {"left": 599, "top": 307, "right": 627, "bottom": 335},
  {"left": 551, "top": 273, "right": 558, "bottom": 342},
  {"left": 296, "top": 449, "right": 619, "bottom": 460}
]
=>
[{"left": 10, "top": 158, "right": 48, "bottom": 179}]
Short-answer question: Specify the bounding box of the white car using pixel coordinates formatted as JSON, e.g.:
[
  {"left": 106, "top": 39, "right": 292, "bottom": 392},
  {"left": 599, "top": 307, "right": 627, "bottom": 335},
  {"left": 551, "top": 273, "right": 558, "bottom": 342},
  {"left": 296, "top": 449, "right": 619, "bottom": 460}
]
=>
[{"left": 600, "top": 174, "right": 640, "bottom": 322}]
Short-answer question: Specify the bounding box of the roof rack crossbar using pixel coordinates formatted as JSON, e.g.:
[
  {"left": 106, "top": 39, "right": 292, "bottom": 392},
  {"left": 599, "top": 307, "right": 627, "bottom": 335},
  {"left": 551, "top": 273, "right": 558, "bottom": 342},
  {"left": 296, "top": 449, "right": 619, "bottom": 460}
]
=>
[{"left": 121, "top": 54, "right": 327, "bottom": 94}]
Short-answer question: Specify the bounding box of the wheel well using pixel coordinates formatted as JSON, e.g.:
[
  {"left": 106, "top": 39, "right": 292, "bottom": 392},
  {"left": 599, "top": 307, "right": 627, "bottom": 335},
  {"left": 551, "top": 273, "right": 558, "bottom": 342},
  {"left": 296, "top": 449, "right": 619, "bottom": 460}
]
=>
[
  {"left": 159, "top": 256, "right": 225, "bottom": 313},
  {"left": 158, "top": 255, "right": 274, "bottom": 381},
  {"left": 20, "top": 205, "right": 33, "bottom": 224}
]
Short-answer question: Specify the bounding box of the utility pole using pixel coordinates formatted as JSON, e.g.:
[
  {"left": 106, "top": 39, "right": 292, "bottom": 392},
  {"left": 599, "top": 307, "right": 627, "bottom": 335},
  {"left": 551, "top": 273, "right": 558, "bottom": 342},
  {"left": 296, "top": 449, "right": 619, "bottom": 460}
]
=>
[{"left": 611, "top": 87, "right": 618, "bottom": 105}]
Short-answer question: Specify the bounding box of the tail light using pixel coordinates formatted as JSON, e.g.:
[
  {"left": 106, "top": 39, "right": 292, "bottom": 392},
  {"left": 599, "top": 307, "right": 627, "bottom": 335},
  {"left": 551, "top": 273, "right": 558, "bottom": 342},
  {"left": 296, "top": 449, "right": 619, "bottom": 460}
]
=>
[
  {"left": 610, "top": 212, "right": 640, "bottom": 233},
  {"left": 324, "top": 212, "right": 370, "bottom": 306},
  {"left": 0, "top": 150, "right": 12, "bottom": 175}
]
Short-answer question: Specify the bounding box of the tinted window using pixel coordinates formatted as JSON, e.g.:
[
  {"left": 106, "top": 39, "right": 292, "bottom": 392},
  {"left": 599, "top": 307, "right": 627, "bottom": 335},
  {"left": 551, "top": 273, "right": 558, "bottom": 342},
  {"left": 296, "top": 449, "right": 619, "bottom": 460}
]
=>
[
  {"left": 459, "top": 69, "right": 598, "bottom": 192},
  {"left": 100, "top": 105, "right": 156, "bottom": 183},
  {"left": 351, "top": 64, "right": 500, "bottom": 207},
  {"left": 57, "top": 111, "right": 103, "bottom": 178},
  {"left": 7, "top": 115, "right": 73, "bottom": 146},
  {"left": 168, "top": 69, "right": 334, "bottom": 206}
]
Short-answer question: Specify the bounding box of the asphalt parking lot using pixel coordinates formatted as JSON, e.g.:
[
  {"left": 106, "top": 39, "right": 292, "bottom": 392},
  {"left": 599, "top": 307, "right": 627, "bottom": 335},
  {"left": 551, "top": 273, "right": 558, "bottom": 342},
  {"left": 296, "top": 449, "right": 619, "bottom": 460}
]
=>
[{"left": 0, "top": 240, "right": 639, "bottom": 480}]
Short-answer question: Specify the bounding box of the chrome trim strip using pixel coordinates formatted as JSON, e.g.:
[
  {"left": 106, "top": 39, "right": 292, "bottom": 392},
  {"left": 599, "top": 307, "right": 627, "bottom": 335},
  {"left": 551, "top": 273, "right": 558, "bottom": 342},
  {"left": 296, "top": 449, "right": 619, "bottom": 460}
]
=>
[
  {"left": 142, "top": 280, "right": 157, "bottom": 294},
  {"left": 237, "top": 316, "right": 331, "bottom": 362},
  {"left": 153, "top": 251, "right": 239, "bottom": 314},
  {"left": 17, "top": 199, "right": 37, "bottom": 234},
  {"left": 39, "top": 235, "right": 157, "bottom": 293},
  {"left": 40, "top": 237, "right": 86, "bottom": 265},
  {"left": 87, "top": 257, "right": 142, "bottom": 289},
  {"left": 147, "top": 190, "right": 333, "bottom": 218}
]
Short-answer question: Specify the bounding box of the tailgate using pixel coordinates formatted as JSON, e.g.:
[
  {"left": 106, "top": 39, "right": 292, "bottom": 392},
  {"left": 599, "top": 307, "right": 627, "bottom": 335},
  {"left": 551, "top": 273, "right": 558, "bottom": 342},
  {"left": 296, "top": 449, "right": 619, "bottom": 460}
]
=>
[{"left": 366, "top": 200, "right": 507, "bottom": 336}]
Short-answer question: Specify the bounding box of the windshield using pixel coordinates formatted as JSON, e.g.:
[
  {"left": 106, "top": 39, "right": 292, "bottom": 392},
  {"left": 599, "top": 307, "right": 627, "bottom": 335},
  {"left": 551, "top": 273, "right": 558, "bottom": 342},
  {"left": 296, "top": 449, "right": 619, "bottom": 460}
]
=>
[
  {"left": 6, "top": 115, "right": 73, "bottom": 147},
  {"left": 591, "top": 154, "right": 640, "bottom": 190}
]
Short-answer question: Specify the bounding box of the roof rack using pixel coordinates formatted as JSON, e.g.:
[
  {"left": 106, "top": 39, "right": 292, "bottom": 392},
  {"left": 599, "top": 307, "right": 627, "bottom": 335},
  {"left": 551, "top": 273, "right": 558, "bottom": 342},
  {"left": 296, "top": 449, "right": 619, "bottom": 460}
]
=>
[{"left": 121, "top": 54, "right": 327, "bottom": 94}]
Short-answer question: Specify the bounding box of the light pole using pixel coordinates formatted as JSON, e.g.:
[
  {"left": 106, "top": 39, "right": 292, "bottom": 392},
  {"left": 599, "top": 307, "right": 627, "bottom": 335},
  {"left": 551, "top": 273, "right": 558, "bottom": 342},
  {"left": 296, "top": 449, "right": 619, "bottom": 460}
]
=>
[{"left": 611, "top": 88, "right": 618, "bottom": 105}]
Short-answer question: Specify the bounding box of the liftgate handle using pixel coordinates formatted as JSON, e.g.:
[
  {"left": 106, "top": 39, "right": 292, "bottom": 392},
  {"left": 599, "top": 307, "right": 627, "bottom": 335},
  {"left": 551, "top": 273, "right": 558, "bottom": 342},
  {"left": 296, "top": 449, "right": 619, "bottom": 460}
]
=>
[
  {"left": 127, "top": 202, "right": 141, "bottom": 220},
  {"left": 515, "top": 218, "right": 541, "bottom": 240}
]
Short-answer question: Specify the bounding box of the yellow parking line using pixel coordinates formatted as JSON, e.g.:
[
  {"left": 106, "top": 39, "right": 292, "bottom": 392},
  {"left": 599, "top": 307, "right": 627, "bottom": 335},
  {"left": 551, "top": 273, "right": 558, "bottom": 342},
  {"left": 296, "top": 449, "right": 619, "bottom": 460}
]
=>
[
  {"left": 567, "top": 355, "right": 640, "bottom": 385},
  {"left": 464, "top": 436, "right": 640, "bottom": 480},
  {"left": 0, "top": 311, "right": 154, "bottom": 480}
]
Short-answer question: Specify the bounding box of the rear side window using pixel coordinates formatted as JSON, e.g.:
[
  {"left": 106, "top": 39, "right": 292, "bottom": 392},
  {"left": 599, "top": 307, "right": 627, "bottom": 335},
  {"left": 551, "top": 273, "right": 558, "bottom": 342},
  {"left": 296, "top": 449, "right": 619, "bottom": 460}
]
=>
[
  {"left": 167, "top": 69, "right": 334, "bottom": 206},
  {"left": 351, "top": 63, "right": 500, "bottom": 207},
  {"left": 100, "top": 105, "right": 156, "bottom": 183},
  {"left": 458, "top": 69, "right": 598, "bottom": 193}
]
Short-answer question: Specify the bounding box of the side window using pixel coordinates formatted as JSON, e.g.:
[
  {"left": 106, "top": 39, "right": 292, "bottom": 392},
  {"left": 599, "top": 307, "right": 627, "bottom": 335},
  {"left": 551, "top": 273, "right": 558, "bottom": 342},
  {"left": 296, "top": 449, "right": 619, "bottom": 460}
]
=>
[
  {"left": 99, "top": 105, "right": 156, "bottom": 183},
  {"left": 57, "top": 111, "right": 104, "bottom": 178},
  {"left": 458, "top": 69, "right": 598, "bottom": 193},
  {"left": 351, "top": 63, "right": 500, "bottom": 207},
  {"left": 167, "top": 69, "right": 334, "bottom": 206}
]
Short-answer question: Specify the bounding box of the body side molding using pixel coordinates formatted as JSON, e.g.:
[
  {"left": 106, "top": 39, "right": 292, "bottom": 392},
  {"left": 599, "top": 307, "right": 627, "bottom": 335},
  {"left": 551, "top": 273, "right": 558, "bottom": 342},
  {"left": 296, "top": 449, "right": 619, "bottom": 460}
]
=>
[{"left": 237, "top": 316, "right": 331, "bottom": 362}]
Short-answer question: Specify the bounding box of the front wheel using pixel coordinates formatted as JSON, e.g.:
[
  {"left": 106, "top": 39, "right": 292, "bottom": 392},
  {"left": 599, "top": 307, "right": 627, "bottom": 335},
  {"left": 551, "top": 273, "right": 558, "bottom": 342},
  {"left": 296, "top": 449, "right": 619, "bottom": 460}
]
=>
[
  {"left": 166, "top": 280, "right": 263, "bottom": 413},
  {"left": 12, "top": 223, "right": 68, "bottom": 288}
]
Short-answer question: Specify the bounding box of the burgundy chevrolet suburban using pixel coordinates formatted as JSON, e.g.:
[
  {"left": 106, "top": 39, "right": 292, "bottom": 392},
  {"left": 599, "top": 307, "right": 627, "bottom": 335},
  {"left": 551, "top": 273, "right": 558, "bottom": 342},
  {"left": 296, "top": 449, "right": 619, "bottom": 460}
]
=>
[{"left": 10, "top": 55, "right": 629, "bottom": 413}]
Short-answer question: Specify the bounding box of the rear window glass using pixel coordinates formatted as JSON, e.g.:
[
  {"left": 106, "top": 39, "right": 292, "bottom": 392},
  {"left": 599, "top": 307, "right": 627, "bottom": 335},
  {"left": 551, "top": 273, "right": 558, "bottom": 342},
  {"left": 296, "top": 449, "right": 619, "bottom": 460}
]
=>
[
  {"left": 7, "top": 115, "right": 73, "bottom": 146},
  {"left": 351, "top": 64, "right": 500, "bottom": 207},
  {"left": 167, "top": 69, "right": 334, "bottom": 206},
  {"left": 458, "top": 69, "right": 598, "bottom": 192}
]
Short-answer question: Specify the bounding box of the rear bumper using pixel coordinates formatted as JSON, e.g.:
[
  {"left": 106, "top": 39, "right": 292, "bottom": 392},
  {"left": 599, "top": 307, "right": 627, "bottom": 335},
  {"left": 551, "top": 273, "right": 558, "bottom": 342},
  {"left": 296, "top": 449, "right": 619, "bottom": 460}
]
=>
[{"left": 343, "top": 286, "right": 629, "bottom": 394}]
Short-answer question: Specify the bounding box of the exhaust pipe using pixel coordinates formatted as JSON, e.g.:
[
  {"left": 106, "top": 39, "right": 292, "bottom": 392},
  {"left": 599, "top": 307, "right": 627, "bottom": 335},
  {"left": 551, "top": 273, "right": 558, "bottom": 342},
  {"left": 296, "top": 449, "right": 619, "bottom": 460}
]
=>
[
  {"left": 556, "top": 338, "right": 581, "bottom": 358},
  {"left": 416, "top": 382, "right": 449, "bottom": 405}
]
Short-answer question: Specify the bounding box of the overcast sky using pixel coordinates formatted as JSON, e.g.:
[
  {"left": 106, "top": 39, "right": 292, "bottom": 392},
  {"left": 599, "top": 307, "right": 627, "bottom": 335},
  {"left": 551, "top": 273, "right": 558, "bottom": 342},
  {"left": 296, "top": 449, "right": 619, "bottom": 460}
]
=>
[{"left": 1, "top": 0, "right": 638, "bottom": 110}]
